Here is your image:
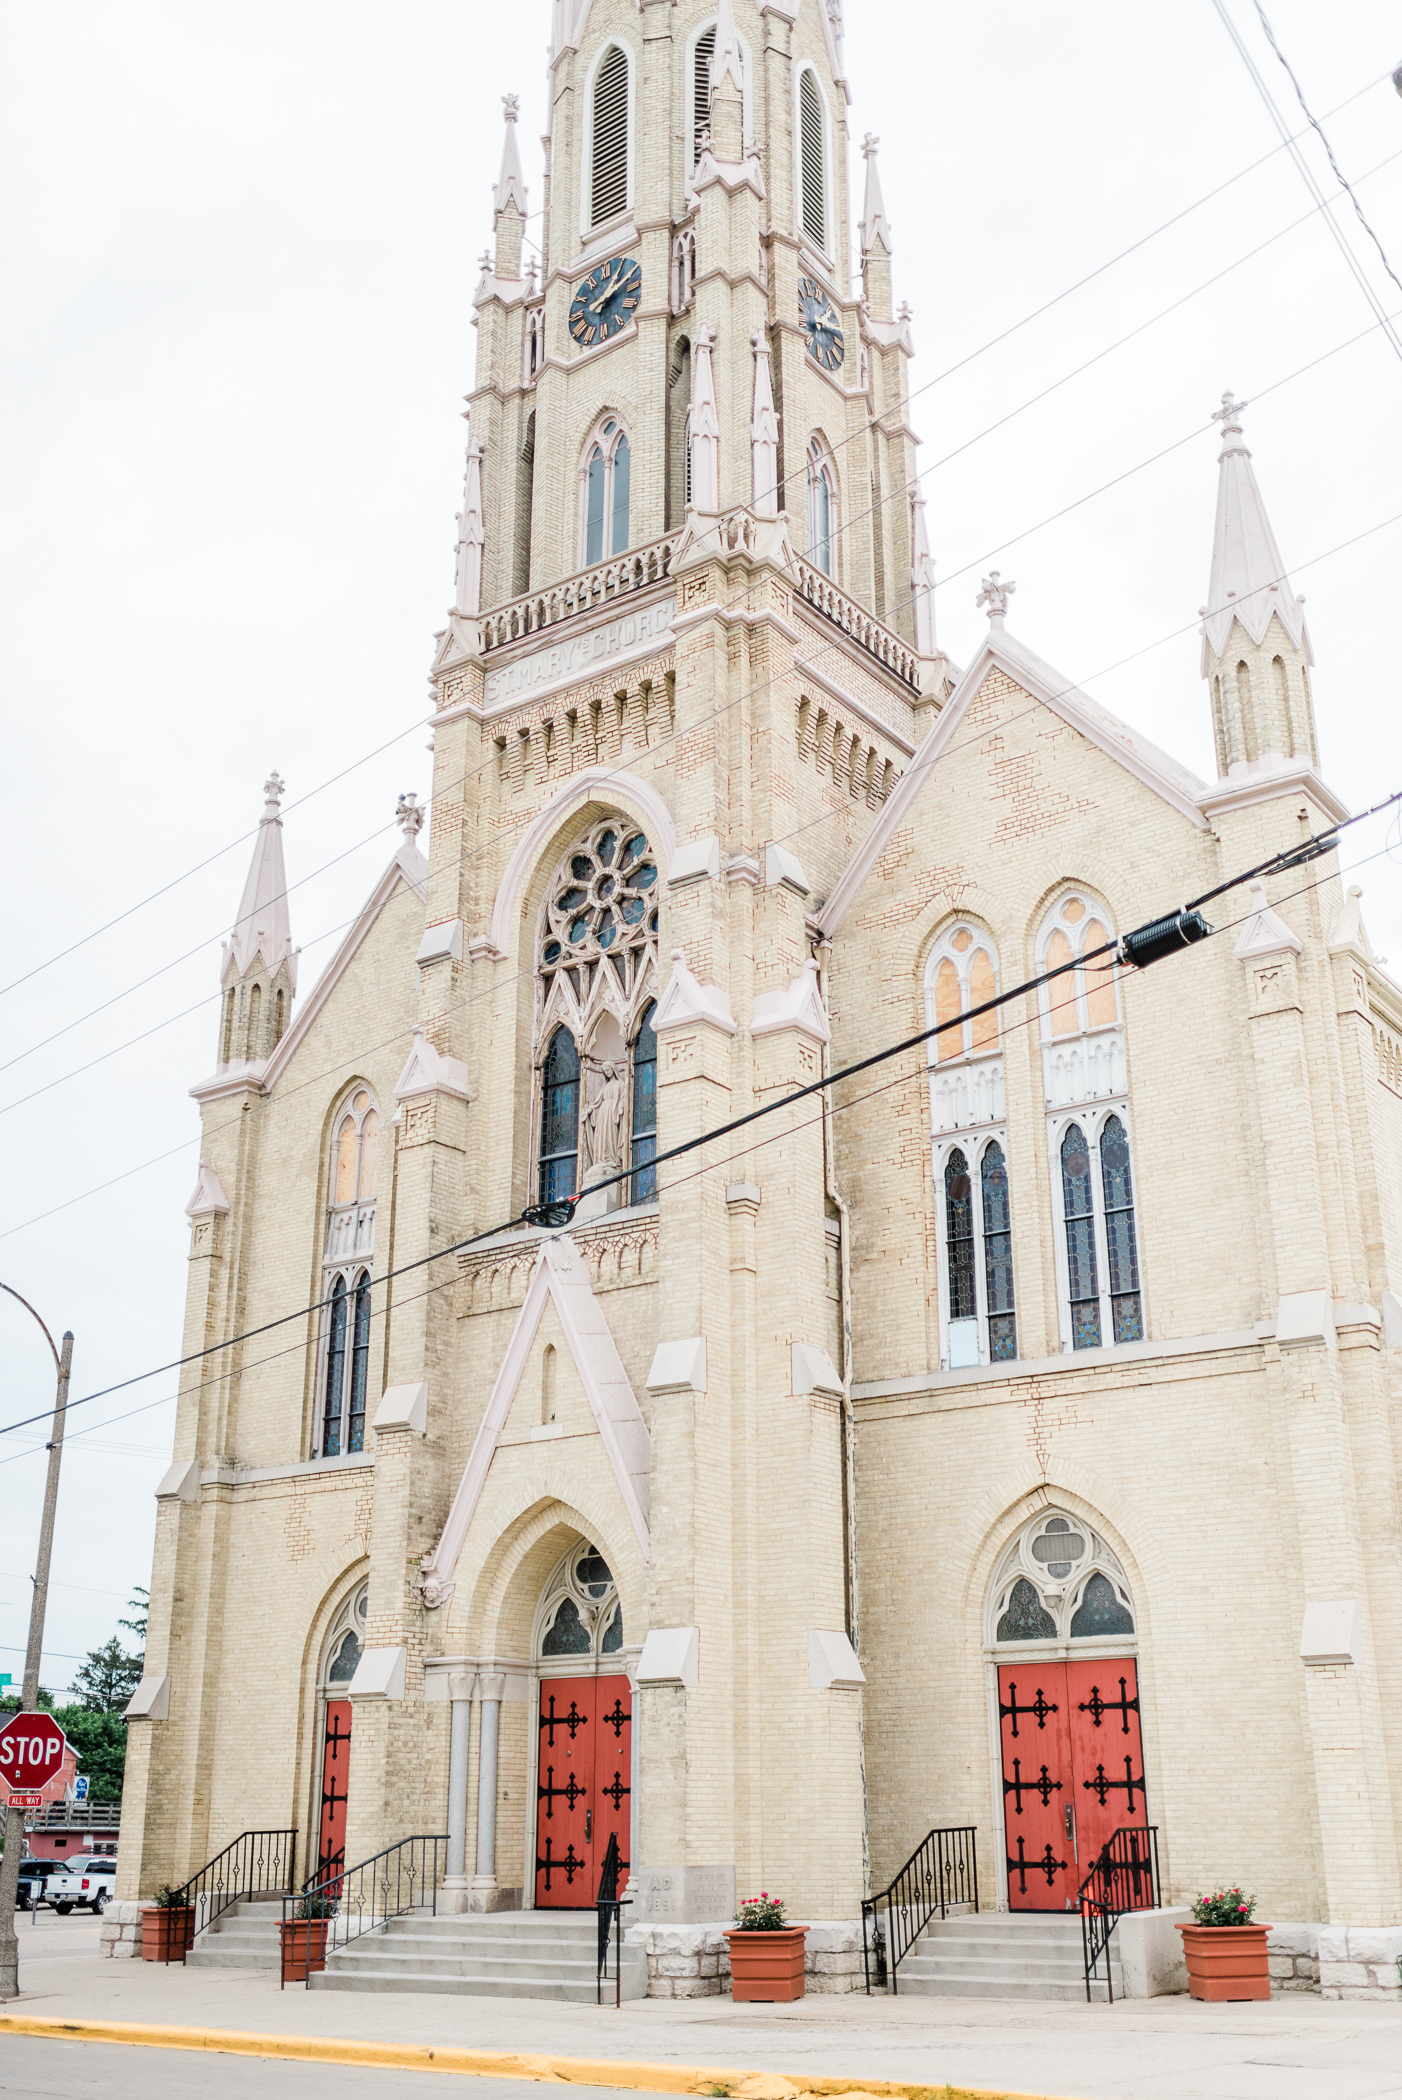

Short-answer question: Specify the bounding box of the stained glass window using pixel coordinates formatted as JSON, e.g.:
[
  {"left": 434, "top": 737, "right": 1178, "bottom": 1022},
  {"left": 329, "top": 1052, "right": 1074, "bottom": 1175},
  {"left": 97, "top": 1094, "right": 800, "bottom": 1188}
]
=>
[
  {"left": 1032, "top": 1516, "right": 1085, "bottom": 1579},
  {"left": 1069, "top": 1571, "right": 1135, "bottom": 1639},
  {"left": 327, "top": 1629, "right": 361, "bottom": 1683},
  {"left": 1061, "top": 1123, "right": 1101, "bottom": 1349},
  {"left": 996, "top": 1576, "right": 1057, "bottom": 1642},
  {"left": 347, "top": 1270, "right": 372, "bottom": 1454},
  {"left": 601, "top": 1607, "right": 623, "bottom": 1654},
  {"left": 945, "top": 1149, "right": 976, "bottom": 1321},
  {"left": 323, "top": 1276, "right": 347, "bottom": 1457},
  {"left": 631, "top": 1002, "right": 657, "bottom": 1204},
  {"left": 980, "top": 1141, "right": 1017, "bottom": 1361},
  {"left": 543, "top": 1596, "right": 592, "bottom": 1656},
  {"left": 539, "top": 1029, "right": 581, "bottom": 1207},
  {"left": 576, "top": 1550, "right": 613, "bottom": 1597},
  {"left": 1100, "top": 1116, "right": 1143, "bottom": 1342}
]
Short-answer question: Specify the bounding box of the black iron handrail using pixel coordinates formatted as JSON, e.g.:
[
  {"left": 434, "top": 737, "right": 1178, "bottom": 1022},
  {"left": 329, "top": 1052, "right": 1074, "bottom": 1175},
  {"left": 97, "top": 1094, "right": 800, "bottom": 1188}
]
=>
[
  {"left": 160, "top": 1828, "right": 297, "bottom": 1964},
  {"left": 1078, "top": 1824, "right": 1160, "bottom": 2002},
  {"left": 862, "top": 1826, "right": 978, "bottom": 1994},
  {"left": 595, "top": 1829, "right": 631, "bottom": 2007},
  {"left": 281, "top": 1833, "right": 447, "bottom": 1987}
]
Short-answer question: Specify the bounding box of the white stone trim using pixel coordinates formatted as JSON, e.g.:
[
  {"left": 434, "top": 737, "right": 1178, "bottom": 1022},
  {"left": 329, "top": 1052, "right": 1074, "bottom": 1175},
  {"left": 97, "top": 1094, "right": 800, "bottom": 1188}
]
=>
[
  {"left": 635, "top": 1626, "right": 699, "bottom": 1688},
  {"left": 372, "top": 1382, "right": 428, "bottom": 1436},
  {"left": 124, "top": 1675, "right": 169, "bottom": 1721},
  {"left": 347, "top": 1644, "right": 406, "bottom": 1701}
]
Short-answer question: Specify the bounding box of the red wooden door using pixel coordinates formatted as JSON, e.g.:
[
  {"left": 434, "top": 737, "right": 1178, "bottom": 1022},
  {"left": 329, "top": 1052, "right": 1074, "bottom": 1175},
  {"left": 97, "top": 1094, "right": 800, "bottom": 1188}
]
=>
[
  {"left": 998, "top": 1664, "right": 1076, "bottom": 1910},
  {"left": 594, "top": 1680, "right": 632, "bottom": 1889},
  {"left": 1066, "top": 1659, "right": 1147, "bottom": 1885},
  {"left": 534, "top": 1677, "right": 632, "bottom": 1908},
  {"left": 318, "top": 1699, "right": 352, "bottom": 1883}
]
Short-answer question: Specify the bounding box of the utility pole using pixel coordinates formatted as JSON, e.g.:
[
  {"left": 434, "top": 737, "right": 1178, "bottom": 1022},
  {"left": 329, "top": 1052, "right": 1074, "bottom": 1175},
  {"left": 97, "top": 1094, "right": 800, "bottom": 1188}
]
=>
[{"left": 0, "top": 1289, "right": 73, "bottom": 2001}]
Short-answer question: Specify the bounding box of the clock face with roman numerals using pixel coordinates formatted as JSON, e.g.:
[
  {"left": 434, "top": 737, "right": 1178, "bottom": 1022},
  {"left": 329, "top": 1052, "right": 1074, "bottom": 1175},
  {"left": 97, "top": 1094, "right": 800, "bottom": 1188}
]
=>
[
  {"left": 569, "top": 256, "right": 642, "bottom": 348},
  {"left": 799, "top": 275, "right": 844, "bottom": 371}
]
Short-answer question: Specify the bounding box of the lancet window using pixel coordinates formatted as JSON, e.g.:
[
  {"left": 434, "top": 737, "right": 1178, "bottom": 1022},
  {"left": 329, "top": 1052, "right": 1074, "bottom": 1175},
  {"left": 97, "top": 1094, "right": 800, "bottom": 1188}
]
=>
[
  {"left": 318, "top": 1088, "right": 380, "bottom": 1458},
  {"left": 580, "top": 417, "right": 631, "bottom": 566},
  {"left": 587, "top": 42, "right": 632, "bottom": 228},
  {"left": 807, "top": 437, "right": 837, "bottom": 577},
  {"left": 535, "top": 1543, "right": 625, "bottom": 1665},
  {"left": 534, "top": 819, "right": 660, "bottom": 1212},
  {"left": 988, "top": 1511, "right": 1136, "bottom": 1649},
  {"left": 925, "top": 924, "right": 1015, "bottom": 1366},
  {"left": 1035, "top": 893, "right": 1144, "bottom": 1350}
]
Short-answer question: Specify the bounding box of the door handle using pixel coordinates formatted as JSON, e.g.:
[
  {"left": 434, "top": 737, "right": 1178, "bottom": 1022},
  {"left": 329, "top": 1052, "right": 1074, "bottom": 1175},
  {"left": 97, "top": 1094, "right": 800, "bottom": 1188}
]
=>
[
  {"left": 585, "top": 1809, "right": 592, "bottom": 1843},
  {"left": 1064, "top": 1804, "right": 1075, "bottom": 1847}
]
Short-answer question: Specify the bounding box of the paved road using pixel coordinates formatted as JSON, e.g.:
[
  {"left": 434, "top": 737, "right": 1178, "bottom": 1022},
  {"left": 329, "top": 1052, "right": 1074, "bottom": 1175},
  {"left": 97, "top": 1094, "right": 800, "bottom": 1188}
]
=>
[{"left": 0, "top": 2036, "right": 640, "bottom": 2100}]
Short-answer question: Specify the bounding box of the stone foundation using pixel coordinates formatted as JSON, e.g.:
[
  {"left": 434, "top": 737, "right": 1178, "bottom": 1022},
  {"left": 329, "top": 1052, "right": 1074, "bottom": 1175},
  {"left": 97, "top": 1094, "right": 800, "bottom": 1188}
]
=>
[
  {"left": 98, "top": 1899, "right": 146, "bottom": 1959},
  {"left": 1318, "top": 1925, "right": 1402, "bottom": 1999},
  {"left": 629, "top": 1920, "right": 864, "bottom": 1998}
]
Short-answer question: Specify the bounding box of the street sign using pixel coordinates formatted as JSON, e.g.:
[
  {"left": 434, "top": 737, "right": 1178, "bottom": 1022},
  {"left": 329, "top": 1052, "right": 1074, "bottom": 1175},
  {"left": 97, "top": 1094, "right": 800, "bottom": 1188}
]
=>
[
  {"left": 6, "top": 1793, "right": 43, "bottom": 1811},
  {"left": 0, "top": 1710, "right": 69, "bottom": 1793}
]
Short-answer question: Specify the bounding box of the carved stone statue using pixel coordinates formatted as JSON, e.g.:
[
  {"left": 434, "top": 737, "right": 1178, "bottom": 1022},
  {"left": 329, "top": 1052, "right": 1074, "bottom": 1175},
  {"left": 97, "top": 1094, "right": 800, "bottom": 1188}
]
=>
[{"left": 579, "top": 1059, "right": 628, "bottom": 1178}]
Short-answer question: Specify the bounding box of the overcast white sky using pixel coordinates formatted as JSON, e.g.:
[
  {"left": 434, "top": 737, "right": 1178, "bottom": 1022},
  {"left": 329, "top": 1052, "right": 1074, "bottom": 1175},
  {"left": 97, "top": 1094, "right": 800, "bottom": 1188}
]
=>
[{"left": 2, "top": 0, "right": 1401, "bottom": 1692}]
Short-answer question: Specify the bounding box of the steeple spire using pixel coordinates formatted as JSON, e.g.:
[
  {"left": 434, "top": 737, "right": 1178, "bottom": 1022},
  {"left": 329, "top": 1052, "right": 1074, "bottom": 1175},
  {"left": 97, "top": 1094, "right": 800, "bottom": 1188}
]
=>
[
  {"left": 227, "top": 773, "right": 295, "bottom": 985},
  {"left": 859, "top": 134, "right": 893, "bottom": 319},
  {"left": 707, "top": 0, "right": 744, "bottom": 160},
  {"left": 689, "top": 325, "right": 721, "bottom": 514},
  {"left": 454, "top": 437, "right": 486, "bottom": 616},
  {"left": 218, "top": 772, "right": 296, "bottom": 1067},
  {"left": 1201, "top": 393, "right": 1317, "bottom": 777},
  {"left": 493, "top": 94, "right": 527, "bottom": 279}
]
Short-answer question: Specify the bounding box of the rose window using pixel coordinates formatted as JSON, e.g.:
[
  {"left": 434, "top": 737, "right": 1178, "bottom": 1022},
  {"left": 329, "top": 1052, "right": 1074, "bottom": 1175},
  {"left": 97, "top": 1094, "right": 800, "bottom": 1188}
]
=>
[{"left": 541, "top": 825, "right": 658, "bottom": 981}]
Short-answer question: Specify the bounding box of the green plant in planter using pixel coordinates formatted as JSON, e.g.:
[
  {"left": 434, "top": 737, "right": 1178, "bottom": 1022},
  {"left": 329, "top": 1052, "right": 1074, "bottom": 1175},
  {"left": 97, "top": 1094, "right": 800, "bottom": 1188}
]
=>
[
  {"left": 733, "top": 1892, "right": 786, "bottom": 1930},
  {"left": 150, "top": 1883, "right": 189, "bottom": 1910},
  {"left": 1191, "top": 1886, "right": 1257, "bottom": 1926},
  {"left": 293, "top": 1888, "right": 337, "bottom": 1921}
]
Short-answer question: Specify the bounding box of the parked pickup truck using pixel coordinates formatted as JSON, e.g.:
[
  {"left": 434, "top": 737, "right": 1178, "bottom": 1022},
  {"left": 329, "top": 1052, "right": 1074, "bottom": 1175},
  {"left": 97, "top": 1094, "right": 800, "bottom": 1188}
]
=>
[{"left": 46, "top": 1857, "right": 118, "bottom": 1915}]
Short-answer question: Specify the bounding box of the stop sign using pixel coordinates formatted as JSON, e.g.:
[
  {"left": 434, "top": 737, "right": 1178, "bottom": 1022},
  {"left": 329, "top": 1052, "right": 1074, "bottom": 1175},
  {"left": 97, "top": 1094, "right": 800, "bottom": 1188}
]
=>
[{"left": 0, "top": 1711, "right": 69, "bottom": 1797}]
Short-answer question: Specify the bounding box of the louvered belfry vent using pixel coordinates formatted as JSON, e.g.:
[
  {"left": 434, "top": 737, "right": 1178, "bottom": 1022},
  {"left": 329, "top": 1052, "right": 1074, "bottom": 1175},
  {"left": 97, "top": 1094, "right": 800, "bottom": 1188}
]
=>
[
  {"left": 799, "top": 70, "right": 826, "bottom": 249},
  {"left": 592, "top": 45, "right": 630, "bottom": 226},
  {"left": 694, "top": 26, "right": 715, "bottom": 162}
]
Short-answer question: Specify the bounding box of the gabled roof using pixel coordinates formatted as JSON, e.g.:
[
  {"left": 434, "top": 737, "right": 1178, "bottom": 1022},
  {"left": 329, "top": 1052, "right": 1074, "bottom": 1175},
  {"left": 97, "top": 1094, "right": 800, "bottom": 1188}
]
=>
[
  {"left": 418, "top": 1234, "right": 651, "bottom": 1607},
  {"left": 193, "top": 839, "right": 426, "bottom": 1101},
  {"left": 817, "top": 624, "right": 1209, "bottom": 939}
]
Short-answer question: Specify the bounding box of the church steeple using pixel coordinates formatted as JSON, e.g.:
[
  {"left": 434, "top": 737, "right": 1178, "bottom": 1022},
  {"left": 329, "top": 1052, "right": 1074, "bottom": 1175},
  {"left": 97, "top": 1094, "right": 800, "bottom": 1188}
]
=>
[
  {"left": 218, "top": 773, "right": 296, "bottom": 1068},
  {"left": 858, "top": 133, "right": 893, "bottom": 320},
  {"left": 1201, "top": 392, "right": 1318, "bottom": 778},
  {"left": 493, "top": 94, "right": 527, "bottom": 280}
]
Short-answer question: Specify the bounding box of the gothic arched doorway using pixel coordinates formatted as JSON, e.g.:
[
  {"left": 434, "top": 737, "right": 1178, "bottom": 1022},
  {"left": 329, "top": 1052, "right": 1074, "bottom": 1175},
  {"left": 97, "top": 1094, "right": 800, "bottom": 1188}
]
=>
[
  {"left": 316, "top": 1581, "right": 366, "bottom": 1881},
  {"left": 986, "top": 1511, "right": 1146, "bottom": 1912},
  {"left": 531, "top": 1543, "right": 631, "bottom": 1909}
]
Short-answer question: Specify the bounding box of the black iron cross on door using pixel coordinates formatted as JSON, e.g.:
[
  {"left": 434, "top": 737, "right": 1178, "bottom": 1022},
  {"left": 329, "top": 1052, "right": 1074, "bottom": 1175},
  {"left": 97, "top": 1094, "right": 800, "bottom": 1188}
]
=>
[{"left": 999, "top": 1680, "right": 1059, "bottom": 1738}]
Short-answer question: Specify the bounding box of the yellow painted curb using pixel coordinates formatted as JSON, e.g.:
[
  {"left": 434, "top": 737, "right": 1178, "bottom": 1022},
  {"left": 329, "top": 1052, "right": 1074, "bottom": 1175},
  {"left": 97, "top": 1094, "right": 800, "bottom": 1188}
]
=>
[{"left": 0, "top": 2012, "right": 1087, "bottom": 2100}]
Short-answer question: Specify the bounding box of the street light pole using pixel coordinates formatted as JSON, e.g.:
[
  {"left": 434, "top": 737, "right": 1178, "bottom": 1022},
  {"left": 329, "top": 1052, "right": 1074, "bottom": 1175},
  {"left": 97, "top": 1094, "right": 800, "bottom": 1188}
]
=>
[{"left": 0, "top": 1289, "right": 73, "bottom": 2001}]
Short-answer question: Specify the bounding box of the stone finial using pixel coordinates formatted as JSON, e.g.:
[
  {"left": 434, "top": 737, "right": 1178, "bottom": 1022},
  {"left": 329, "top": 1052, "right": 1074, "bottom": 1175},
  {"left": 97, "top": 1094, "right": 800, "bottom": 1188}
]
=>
[
  {"left": 397, "top": 792, "right": 425, "bottom": 845},
  {"left": 502, "top": 93, "right": 519, "bottom": 123},
  {"left": 977, "top": 571, "right": 1016, "bottom": 624},
  {"left": 1212, "top": 390, "right": 1247, "bottom": 454},
  {"left": 263, "top": 771, "right": 286, "bottom": 811},
  {"left": 861, "top": 132, "right": 879, "bottom": 159}
]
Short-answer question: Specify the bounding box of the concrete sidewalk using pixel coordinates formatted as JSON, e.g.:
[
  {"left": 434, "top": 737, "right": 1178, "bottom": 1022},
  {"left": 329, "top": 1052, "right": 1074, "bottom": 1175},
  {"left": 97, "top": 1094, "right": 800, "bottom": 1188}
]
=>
[{"left": 4, "top": 1938, "right": 1402, "bottom": 2100}]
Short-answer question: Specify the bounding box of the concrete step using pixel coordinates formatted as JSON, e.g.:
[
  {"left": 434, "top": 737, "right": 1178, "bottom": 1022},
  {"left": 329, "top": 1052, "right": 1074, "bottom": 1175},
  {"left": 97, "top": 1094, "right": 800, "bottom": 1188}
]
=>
[
  {"left": 186, "top": 1894, "right": 288, "bottom": 1971},
  {"left": 890, "top": 1912, "right": 1121, "bottom": 2003},
  {"left": 308, "top": 1910, "right": 647, "bottom": 2001}
]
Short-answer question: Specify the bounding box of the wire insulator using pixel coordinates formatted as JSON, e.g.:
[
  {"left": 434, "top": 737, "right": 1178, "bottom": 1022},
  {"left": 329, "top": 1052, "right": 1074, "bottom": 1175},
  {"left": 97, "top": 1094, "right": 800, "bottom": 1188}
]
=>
[{"left": 1118, "top": 909, "right": 1213, "bottom": 969}]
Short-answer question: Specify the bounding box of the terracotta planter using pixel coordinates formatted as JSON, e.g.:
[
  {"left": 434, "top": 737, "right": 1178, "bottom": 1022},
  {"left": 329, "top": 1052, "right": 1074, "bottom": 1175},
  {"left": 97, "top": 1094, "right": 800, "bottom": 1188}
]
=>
[
  {"left": 724, "top": 1927, "right": 808, "bottom": 2002},
  {"left": 280, "top": 1917, "right": 330, "bottom": 1982},
  {"left": 1177, "top": 1922, "right": 1271, "bottom": 2001},
  {"left": 140, "top": 1906, "right": 195, "bottom": 1961}
]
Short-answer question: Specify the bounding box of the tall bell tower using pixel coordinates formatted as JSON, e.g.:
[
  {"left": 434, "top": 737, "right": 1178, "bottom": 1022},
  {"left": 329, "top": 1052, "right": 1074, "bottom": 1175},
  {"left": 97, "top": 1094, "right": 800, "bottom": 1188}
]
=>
[{"left": 459, "top": 0, "right": 924, "bottom": 639}]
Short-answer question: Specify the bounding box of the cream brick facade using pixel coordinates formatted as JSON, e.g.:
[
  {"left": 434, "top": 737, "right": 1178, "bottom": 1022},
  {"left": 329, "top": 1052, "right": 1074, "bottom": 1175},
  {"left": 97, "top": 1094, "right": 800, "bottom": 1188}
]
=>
[{"left": 121, "top": 1, "right": 1402, "bottom": 1997}]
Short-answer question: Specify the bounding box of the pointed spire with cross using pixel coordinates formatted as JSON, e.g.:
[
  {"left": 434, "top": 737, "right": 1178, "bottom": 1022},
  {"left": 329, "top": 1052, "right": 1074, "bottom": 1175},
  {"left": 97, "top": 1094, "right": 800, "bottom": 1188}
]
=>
[
  {"left": 1212, "top": 390, "right": 1248, "bottom": 457},
  {"left": 859, "top": 133, "right": 892, "bottom": 253}
]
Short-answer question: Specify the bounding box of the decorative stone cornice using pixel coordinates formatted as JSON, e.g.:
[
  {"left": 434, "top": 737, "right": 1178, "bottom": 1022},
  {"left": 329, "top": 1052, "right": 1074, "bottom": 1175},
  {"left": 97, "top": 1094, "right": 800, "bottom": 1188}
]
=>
[{"left": 392, "top": 1025, "right": 473, "bottom": 1106}]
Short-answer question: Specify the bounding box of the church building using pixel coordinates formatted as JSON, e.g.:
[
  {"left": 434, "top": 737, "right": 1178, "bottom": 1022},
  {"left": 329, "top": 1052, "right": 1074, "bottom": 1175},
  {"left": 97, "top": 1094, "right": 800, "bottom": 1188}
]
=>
[{"left": 119, "top": 0, "right": 1402, "bottom": 2000}]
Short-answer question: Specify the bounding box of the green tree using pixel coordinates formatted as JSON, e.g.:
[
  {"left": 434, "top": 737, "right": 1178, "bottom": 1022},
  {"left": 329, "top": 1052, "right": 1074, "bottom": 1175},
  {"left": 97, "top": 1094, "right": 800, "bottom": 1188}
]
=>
[
  {"left": 118, "top": 1588, "right": 148, "bottom": 1648},
  {"left": 51, "top": 1707, "right": 127, "bottom": 1801},
  {"left": 71, "top": 1637, "right": 142, "bottom": 1713}
]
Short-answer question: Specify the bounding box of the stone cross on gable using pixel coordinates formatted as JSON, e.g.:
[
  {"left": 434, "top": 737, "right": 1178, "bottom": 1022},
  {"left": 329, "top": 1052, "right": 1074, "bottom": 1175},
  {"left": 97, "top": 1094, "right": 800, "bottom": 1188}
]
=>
[
  {"left": 1213, "top": 390, "right": 1246, "bottom": 431},
  {"left": 397, "top": 792, "right": 424, "bottom": 842},
  {"left": 861, "top": 132, "right": 879, "bottom": 159},
  {"left": 263, "top": 771, "right": 286, "bottom": 809},
  {"left": 502, "top": 93, "right": 519, "bottom": 123},
  {"left": 977, "top": 572, "right": 1016, "bottom": 623}
]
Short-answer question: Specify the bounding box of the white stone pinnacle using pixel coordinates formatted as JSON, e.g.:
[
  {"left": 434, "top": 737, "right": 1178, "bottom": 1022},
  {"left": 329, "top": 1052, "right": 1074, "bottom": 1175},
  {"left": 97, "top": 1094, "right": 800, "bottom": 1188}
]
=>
[
  {"left": 226, "top": 772, "right": 295, "bottom": 984},
  {"left": 1201, "top": 391, "right": 1309, "bottom": 670},
  {"left": 859, "top": 133, "right": 892, "bottom": 253}
]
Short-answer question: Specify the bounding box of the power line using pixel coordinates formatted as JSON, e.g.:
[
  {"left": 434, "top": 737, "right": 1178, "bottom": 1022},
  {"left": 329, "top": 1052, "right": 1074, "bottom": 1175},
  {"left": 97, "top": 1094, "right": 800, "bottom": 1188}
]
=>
[
  {"left": 3, "top": 787, "right": 1397, "bottom": 1444},
  {"left": 1211, "top": 0, "right": 1402, "bottom": 365},
  {"left": 1249, "top": 0, "right": 1402, "bottom": 300}
]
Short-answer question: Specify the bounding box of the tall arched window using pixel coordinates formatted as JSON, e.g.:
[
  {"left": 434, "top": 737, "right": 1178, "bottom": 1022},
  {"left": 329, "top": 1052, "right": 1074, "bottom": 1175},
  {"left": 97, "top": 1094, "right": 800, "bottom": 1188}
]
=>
[
  {"left": 589, "top": 42, "right": 631, "bottom": 228},
  {"left": 318, "top": 1088, "right": 380, "bottom": 1459},
  {"left": 631, "top": 1001, "right": 657, "bottom": 1204},
  {"left": 925, "top": 923, "right": 1016, "bottom": 1366},
  {"left": 580, "top": 417, "right": 631, "bottom": 566},
  {"left": 797, "top": 68, "right": 828, "bottom": 250},
  {"left": 807, "top": 437, "right": 836, "bottom": 576},
  {"left": 534, "top": 818, "right": 660, "bottom": 1214},
  {"left": 1037, "top": 893, "right": 1143, "bottom": 1350},
  {"left": 539, "top": 1027, "right": 581, "bottom": 1207}
]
